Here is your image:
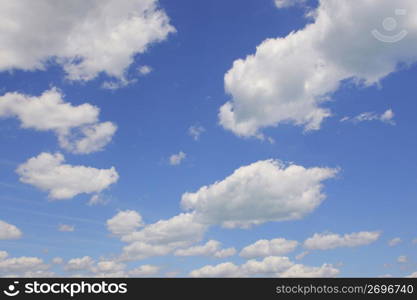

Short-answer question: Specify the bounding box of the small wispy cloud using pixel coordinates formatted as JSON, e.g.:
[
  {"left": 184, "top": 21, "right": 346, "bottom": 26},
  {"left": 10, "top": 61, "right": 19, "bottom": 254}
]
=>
[
  {"left": 169, "top": 151, "right": 186, "bottom": 166},
  {"left": 58, "top": 224, "right": 75, "bottom": 232},
  {"left": 340, "top": 109, "right": 395, "bottom": 125},
  {"left": 188, "top": 125, "right": 205, "bottom": 141},
  {"left": 388, "top": 237, "right": 402, "bottom": 247}
]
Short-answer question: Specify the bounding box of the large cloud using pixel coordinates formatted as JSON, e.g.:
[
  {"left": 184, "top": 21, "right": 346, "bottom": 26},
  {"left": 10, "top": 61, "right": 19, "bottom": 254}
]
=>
[
  {"left": 0, "top": 0, "right": 175, "bottom": 82},
  {"left": 16, "top": 152, "right": 119, "bottom": 199},
  {"left": 190, "top": 256, "right": 339, "bottom": 278},
  {"left": 181, "top": 160, "right": 337, "bottom": 228},
  {"left": 0, "top": 252, "right": 50, "bottom": 276},
  {"left": 219, "top": 0, "right": 417, "bottom": 138},
  {"left": 303, "top": 231, "right": 381, "bottom": 250},
  {"left": 0, "top": 220, "right": 22, "bottom": 240},
  {"left": 0, "top": 88, "right": 116, "bottom": 154}
]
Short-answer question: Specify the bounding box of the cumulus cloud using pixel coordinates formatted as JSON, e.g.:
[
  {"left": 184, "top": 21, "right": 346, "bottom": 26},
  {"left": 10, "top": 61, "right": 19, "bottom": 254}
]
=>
[
  {"left": 64, "top": 256, "right": 95, "bottom": 272},
  {"left": 188, "top": 125, "right": 205, "bottom": 141},
  {"left": 114, "top": 213, "right": 207, "bottom": 261},
  {"left": 128, "top": 265, "right": 160, "bottom": 277},
  {"left": 0, "top": 220, "right": 22, "bottom": 240},
  {"left": 340, "top": 109, "right": 395, "bottom": 125},
  {"left": 304, "top": 231, "right": 381, "bottom": 250},
  {"left": 240, "top": 238, "right": 298, "bottom": 259},
  {"left": 58, "top": 224, "right": 75, "bottom": 232},
  {"left": 107, "top": 210, "right": 144, "bottom": 237},
  {"left": 175, "top": 240, "right": 236, "bottom": 258},
  {"left": 0, "top": 0, "right": 175, "bottom": 83},
  {"left": 190, "top": 256, "right": 339, "bottom": 278},
  {"left": 16, "top": 152, "right": 119, "bottom": 200},
  {"left": 0, "top": 88, "right": 116, "bottom": 154},
  {"left": 219, "top": 0, "right": 417, "bottom": 138},
  {"left": 169, "top": 151, "right": 187, "bottom": 166},
  {"left": 388, "top": 238, "right": 402, "bottom": 247},
  {"left": 181, "top": 159, "right": 337, "bottom": 228},
  {"left": 0, "top": 252, "right": 49, "bottom": 276}
]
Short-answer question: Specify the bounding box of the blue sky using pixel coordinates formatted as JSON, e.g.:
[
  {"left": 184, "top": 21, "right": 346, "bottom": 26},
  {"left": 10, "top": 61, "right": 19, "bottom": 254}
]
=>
[{"left": 0, "top": 0, "right": 416, "bottom": 277}]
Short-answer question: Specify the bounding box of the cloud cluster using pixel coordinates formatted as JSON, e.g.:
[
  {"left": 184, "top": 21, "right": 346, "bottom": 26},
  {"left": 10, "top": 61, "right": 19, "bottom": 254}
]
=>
[
  {"left": 0, "top": 88, "right": 116, "bottom": 154},
  {"left": 0, "top": 220, "right": 22, "bottom": 240},
  {"left": 0, "top": 0, "right": 175, "bottom": 83},
  {"left": 190, "top": 256, "right": 339, "bottom": 278},
  {"left": 0, "top": 252, "right": 50, "bottom": 277},
  {"left": 304, "top": 231, "right": 381, "bottom": 250},
  {"left": 181, "top": 160, "right": 337, "bottom": 228},
  {"left": 219, "top": 0, "right": 417, "bottom": 138},
  {"left": 174, "top": 240, "right": 236, "bottom": 258},
  {"left": 16, "top": 152, "right": 119, "bottom": 199}
]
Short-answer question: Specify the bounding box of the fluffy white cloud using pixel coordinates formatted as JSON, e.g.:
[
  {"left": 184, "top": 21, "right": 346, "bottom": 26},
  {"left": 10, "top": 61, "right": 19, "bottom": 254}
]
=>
[
  {"left": 388, "top": 237, "right": 402, "bottom": 247},
  {"left": 0, "top": 254, "right": 49, "bottom": 275},
  {"left": 58, "top": 224, "right": 75, "bottom": 232},
  {"left": 181, "top": 160, "right": 337, "bottom": 228},
  {"left": 169, "top": 151, "right": 187, "bottom": 166},
  {"left": 275, "top": 0, "right": 306, "bottom": 9},
  {"left": 64, "top": 256, "right": 95, "bottom": 271},
  {"left": 341, "top": 109, "right": 395, "bottom": 125},
  {"left": 128, "top": 265, "right": 160, "bottom": 277},
  {"left": 16, "top": 152, "right": 119, "bottom": 200},
  {"left": 240, "top": 238, "right": 298, "bottom": 259},
  {"left": 0, "top": 220, "right": 22, "bottom": 240},
  {"left": 219, "top": 0, "right": 417, "bottom": 138},
  {"left": 0, "top": 0, "right": 175, "bottom": 82},
  {"left": 279, "top": 264, "right": 340, "bottom": 278},
  {"left": 188, "top": 125, "right": 205, "bottom": 141},
  {"left": 107, "top": 210, "right": 144, "bottom": 237},
  {"left": 190, "top": 256, "right": 339, "bottom": 278},
  {"left": 304, "top": 231, "right": 381, "bottom": 250},
  {"left": 115, "top": 213, "right": 207, "bottom": 261},
  {"left": 121, "top": 213, "right": 207, "bottom": 247},
  {"left": 0, "top": 88, "right": 116, "bottom": 154},
  {"left": 138, "top": 65, "right": 153, "bottom": 76},
  {"left": 175, "top": 240, "right": 236, "bottom": 258}
]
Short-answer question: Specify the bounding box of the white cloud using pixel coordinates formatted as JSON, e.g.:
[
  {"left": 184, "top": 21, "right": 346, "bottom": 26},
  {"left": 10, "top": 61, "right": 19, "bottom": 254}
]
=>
[
  {"left": 88, "top": 194, "right": 109, "bottom": 206},
  {"left": 0, "top": 251, "right": 8, "bottom": 261},
  {"left": 274, "top": 0, "right": 306, "bottom": 9},
  {"left": 52, "top": 257, "right": 64, "bottom": 265},
  {"left": 107, "top": 210, "right": 144, "bottom": 237},
  {"left": 190, "top": 256, "right": 339, "bottom": 278},
  {"left": 304, "top": 231, "right": 381, "bottom": 250},
  {"left": 397, "top": 255, "right": 408, "bottom": 263},
  {"left": 388, "top": 237, "right": 402, "bottom": 247},
  {"left": 295, "top": 251, "right": 310, "bottom": 260},
  {"left": 341, "top": 109, "right": 395, "bottom": 125},
  {"left": 279, "top": 264, "right": 340, "bottom": 278},
  {"left": 240, "top": 238, "right": 298, "bottom": 259},
  {"left": 58, "top": 224, "right": 75, "bottom": 232},
  {"left": 16, "top": 152, "right": 119, "bottom": 200},
  {"left": 0, "top": 88, "right": 116, "bottom": 154},
  {"left": 181, "top": 159, "right": 337, "bottom": 228},
  {"left": 0, "top": 220, "right": 22, "bottom": 240},
  {"left": 0, "top": 254, "right": 49, "bottom": 275},
  {"left": 188, "top": 125, "right": 205, "bottom": 141},
  {"left": 65, "top": 256, "right": 95, "bottom": 272},
  {"left": 138, "top": 65, "right": 153, "bottom": 76},
  {"left": 128, "top": 265, "right": 160, "bottom": 277},
  {"left": 175, "top": 240, "right": 236, "bottom": 258},
  {"left": 169, "top": 151, "right": 187, "bottom": 166},
  {"left": 0, "top": 0, "right": 175, "bottom": 82},
  {"left": 408, "top": 272, "right": 417, "bottom": 278},
  {"left": 116, "top": 213, "right": 207, "bottom": 261},
  {"left": 219, "top": 0, "right": 417, "bottom": 138}
]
